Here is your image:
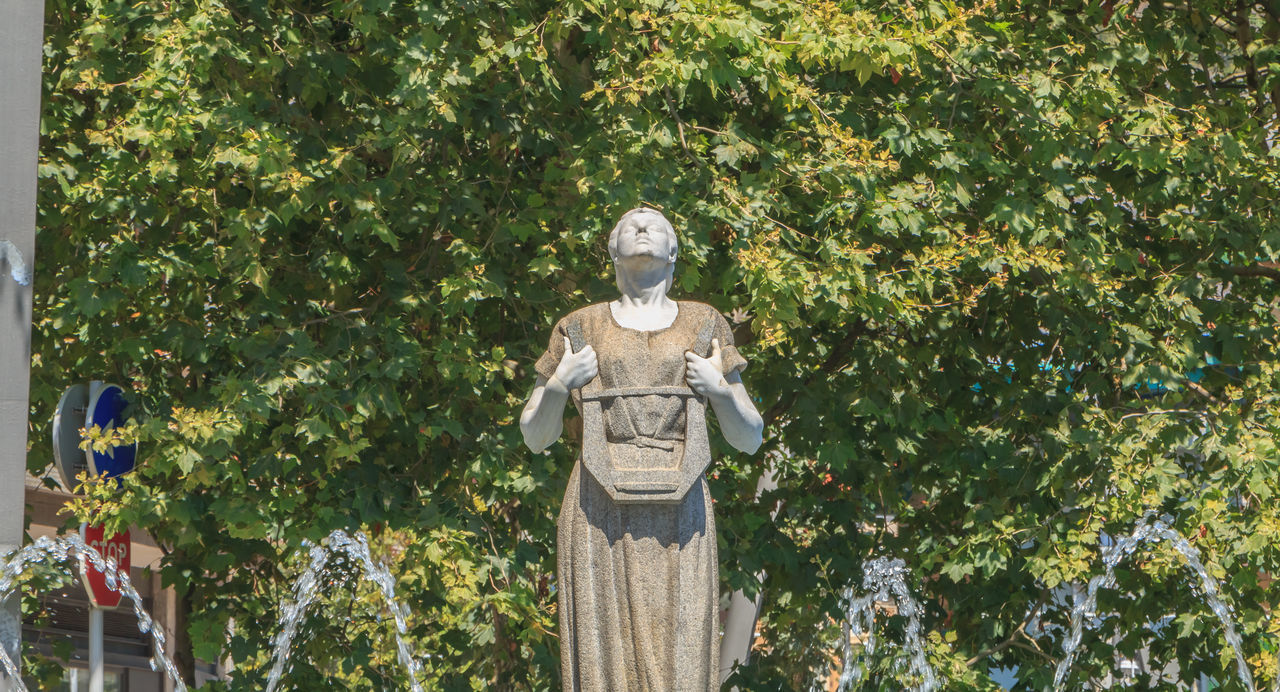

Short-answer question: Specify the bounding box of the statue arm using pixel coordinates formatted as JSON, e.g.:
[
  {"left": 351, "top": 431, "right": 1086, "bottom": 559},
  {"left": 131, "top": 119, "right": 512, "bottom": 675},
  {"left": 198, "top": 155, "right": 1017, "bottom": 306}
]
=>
[
  {"left": 520, "top": 375, "right": 569, "bottom": 453},
  {"left": 705, "top": 369, "right": 764, "bottom": 455},
  {"left": 521, "top": 336, "right": 598, "bottom": 453},
  {"left": 686, "top": 338, "right": 763, "bottom": 454}
]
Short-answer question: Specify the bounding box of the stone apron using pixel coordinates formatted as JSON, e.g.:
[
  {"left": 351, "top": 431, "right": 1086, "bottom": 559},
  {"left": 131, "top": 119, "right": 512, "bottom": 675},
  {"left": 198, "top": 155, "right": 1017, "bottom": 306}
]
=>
[{"left": 566, "top": 319, "right": 716, "bottom": 505}]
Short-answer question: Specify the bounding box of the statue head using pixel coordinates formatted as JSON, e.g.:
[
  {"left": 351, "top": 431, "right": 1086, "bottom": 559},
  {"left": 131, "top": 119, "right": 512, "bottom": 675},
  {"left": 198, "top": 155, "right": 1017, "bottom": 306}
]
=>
[{"left": 608, "top": 208, "right": 678, "bottom": 293}]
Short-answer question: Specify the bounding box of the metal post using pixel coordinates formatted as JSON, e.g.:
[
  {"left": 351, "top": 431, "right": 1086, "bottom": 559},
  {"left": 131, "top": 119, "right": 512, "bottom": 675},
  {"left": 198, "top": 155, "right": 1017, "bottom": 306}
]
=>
[
  {"left": 0, "top": 0, "right": 48, "bottom": 686},
  {"left": 88, "top": 607, "right": 104, "bottom": 692}
]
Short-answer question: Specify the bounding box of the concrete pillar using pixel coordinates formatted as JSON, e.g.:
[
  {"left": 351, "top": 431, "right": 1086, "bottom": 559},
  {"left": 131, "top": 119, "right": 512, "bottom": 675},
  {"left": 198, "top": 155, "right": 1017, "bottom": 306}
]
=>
[
  {"left": 719, "top": 465, "right": 779, "bottom": 686},
  {"left": 0, "top": 0, "right": 47, "bottom": 684},
  {"left": 154, "top": 573, "right": 176, "bottom": 692}
]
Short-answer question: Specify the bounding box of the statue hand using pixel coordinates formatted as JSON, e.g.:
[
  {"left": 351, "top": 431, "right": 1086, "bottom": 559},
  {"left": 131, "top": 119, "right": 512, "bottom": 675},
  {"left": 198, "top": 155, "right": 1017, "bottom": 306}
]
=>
[
  {"left": 551, "top": 336, "right": 598, "bottom": 392},
  {"left": 685, "top": 338, "right": 729, "bottom": 399}
]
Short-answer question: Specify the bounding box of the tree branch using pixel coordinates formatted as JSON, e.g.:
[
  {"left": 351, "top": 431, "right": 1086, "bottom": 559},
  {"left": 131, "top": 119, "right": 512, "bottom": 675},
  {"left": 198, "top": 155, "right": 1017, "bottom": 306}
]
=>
[
  {"left": 1012, "top": 639, "right": 1057, "bottom": 663},
  {"left": 1184, "top": 380, "right": 1225, "bottom": 406},
  {"left": 1236, "top": 0, "right": 1272, "bottom": 131},
  {"left": 1225, "top": 262, "right": 1280, "bottom": 281},
  {"left": 763, "top": 320, "right": 868, "bottom": 426},
  {"left": 1213, "top": 68, "right": 1273, "bottom": 87},
  {"left": 300, "top": 306, "right": 367, "bottom": 327},
  {"left": 965, "top": 597, "right": 1046, "bottom": 666},
  {"left": 663, "top": 87, "right": 709, "bottom": 172}
]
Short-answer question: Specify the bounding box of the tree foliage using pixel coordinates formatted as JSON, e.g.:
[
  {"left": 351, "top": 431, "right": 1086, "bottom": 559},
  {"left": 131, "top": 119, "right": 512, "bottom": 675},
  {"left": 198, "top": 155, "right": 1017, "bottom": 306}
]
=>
[{"left": 27, "top": 0, "right": 1280, "bottom": 689}]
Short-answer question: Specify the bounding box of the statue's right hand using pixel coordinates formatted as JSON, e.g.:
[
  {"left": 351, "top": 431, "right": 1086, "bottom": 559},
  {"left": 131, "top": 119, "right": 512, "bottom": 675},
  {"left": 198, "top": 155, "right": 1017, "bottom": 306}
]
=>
[{"left": 550, "top": 336, "right": 598, "bottom": 391}]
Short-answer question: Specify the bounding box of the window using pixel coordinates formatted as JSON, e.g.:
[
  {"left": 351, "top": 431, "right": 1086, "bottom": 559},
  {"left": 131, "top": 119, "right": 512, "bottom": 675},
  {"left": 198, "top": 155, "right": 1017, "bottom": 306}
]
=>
[{"left": 52, "top": 668, "right": 123, "bottom": 692}]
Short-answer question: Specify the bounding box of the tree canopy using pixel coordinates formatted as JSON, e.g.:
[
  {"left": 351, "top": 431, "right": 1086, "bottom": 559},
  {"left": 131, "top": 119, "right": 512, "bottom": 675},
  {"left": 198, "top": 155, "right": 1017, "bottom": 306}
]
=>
[{"left": 26, "top": 0, "right": 1280, "bottom": 689}]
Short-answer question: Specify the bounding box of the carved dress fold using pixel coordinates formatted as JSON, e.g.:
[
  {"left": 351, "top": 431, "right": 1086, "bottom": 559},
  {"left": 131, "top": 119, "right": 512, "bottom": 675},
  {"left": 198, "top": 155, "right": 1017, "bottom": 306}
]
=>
[{"left": 535, "top": 302, "right": 746, "bottom": 692}]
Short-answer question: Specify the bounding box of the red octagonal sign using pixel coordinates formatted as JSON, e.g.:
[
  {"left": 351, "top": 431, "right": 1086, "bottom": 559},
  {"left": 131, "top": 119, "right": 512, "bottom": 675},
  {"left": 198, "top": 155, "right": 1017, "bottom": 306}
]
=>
[{"left": 80, "top": 523, "right": 130, "bottom": 609}]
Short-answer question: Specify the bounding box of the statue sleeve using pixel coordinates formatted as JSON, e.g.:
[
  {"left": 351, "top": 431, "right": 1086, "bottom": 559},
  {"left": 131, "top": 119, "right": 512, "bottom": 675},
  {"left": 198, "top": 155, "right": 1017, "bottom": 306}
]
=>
[
  {"left": 712, "top": 309, "right": 748, "bottom": 375},
  {"left": 534, "top": 317, "right": 568, "bottom": 381}
]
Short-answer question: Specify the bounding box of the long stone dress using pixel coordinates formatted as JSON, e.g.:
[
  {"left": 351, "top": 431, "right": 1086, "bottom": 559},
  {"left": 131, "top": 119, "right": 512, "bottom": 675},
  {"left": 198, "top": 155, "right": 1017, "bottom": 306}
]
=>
[{"left": 535, "top": 301, "right": 747, "bottom": 692}]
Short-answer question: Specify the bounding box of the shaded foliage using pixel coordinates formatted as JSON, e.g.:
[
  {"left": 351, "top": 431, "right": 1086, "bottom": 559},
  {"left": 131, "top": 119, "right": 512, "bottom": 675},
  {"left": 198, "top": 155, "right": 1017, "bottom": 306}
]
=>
[{"left": 27, "top": 0, "right": 1280, "bottom": 689}]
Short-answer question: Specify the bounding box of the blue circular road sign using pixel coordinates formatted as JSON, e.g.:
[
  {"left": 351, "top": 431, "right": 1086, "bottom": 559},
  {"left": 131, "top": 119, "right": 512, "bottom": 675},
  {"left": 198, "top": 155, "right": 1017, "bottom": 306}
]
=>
[{"left": 84, "top": 383, "right": 137, "bottom": 479}]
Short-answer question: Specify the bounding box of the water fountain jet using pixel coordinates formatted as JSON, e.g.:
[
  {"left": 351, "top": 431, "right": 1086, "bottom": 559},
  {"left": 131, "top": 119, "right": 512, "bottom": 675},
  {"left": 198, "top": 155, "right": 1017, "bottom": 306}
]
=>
[
  {"left": 0, "top": 534, "right": 186, "bottom": 691},
  {"left": 816, "top": 556, "right": 939, "bottom": 692},
  {"left": 1052, "top": 514, "right": 1254, "bottom": 691},
  {"left": 263, "top": 529, "right": 423, "bottom": 692}
]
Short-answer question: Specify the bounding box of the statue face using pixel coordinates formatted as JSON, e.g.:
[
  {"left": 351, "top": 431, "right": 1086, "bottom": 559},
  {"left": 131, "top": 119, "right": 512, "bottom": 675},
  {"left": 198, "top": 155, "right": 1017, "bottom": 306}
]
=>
[{"left": 611, "top": 210, "right": 677, "bottom": 266}]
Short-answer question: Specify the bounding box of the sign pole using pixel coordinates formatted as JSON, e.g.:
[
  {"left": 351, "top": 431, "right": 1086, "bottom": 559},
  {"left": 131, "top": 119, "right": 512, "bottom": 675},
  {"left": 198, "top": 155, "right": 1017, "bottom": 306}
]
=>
[
  {"left": 88, "top": 608, "right": 103, "bottom": 692},
  {"left": 0, "top": 0, "right": 47, "bottom": 686},
  {"left": 86, "top": 382, "right": 105, "bottom": 692},
  {"left": 78, "top": 522, "right": 128, "bottom": 692},
  {"left": 76, "top": 382, "right": 136, "bottom": 690}
]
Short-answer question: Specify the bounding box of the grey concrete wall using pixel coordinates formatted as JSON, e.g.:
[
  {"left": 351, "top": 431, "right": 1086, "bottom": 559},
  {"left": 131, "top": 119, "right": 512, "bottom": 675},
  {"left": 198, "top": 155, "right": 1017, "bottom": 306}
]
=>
[{"left": 0, "top": 0, "right": 47, "bottom": 681}]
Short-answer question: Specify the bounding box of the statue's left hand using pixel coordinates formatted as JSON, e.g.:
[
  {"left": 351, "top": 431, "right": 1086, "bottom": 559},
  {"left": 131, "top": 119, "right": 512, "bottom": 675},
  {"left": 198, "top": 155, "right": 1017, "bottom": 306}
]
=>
[{"left": 685, "top": 338, "right": 730, "bottom": 398}]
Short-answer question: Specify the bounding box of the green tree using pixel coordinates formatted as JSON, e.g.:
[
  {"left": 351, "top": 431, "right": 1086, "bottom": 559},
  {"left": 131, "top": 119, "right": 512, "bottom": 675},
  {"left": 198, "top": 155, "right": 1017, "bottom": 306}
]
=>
[{"left": 26, "top": 0, "right": 1280, "bottom": 689}]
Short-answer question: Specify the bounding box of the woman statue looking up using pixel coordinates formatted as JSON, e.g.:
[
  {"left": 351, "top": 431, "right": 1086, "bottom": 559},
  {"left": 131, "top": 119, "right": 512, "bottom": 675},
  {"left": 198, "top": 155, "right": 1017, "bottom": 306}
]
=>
[{"left": 520, "top": 208, "right": 764, "bottom": 691}]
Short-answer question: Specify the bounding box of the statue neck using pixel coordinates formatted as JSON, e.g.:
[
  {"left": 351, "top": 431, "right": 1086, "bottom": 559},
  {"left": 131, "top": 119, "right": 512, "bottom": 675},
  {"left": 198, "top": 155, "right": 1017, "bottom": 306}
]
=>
[
  {"left": 614, "top": 260, "right": 672, "bottom": 302},
  {"left": 613, "top": 262, "right": 677, "bottom": 329}
]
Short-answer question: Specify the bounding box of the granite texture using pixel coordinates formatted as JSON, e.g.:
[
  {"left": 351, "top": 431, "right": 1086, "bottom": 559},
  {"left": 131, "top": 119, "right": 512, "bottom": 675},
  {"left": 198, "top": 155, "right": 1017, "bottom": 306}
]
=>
[
  {"left": 535, "top": 301, "right": 745, "bottom": 691},
  {"left": 520, "top": 208, "right": 763, "bottom": 691}
]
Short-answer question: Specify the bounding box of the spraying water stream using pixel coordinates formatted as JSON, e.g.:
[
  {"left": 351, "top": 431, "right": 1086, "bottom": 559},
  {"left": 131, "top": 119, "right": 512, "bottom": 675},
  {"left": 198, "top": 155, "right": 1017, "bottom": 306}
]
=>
[
  {"left": 0, "top": 534, "right": 186, "bottom": 691},
  {"left": 3, "top": 522, "right": 1265, "bottom": 690},
  {"left": 263, "top": 529, "right": 423, "bottom": 692},
  {"left": 1052, "top": 515, "right": 1254, "bottom": 691},
  {"left": 817, "top": 557, "right": 939, "bottom": 692}
]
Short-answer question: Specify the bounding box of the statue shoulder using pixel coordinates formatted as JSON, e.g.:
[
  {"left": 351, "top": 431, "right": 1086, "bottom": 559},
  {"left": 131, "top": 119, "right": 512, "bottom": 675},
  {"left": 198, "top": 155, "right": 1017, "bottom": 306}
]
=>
[
  {"left": 561, "top": 302, "right": 611, "bottom": 322},
  {"left": 550, "top": 303, "right": 612, "bottom": 334},
  {"left": 677, "top": 301, "right": 726, "bottom": 323}
]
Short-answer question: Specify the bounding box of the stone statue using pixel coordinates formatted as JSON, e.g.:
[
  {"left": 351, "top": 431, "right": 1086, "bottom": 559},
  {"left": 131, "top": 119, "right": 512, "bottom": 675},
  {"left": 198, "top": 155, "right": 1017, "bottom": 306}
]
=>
[{"left": 520, "top": 208, "right": 764, "bottom": 691}]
